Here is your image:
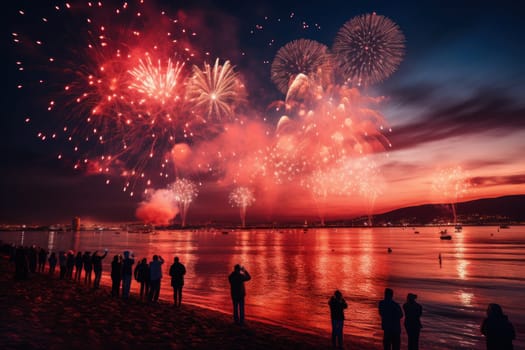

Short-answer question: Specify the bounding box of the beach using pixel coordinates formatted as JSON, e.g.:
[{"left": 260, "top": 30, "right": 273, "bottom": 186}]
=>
[{"left": 0, "top": 255, "right": 375, "bottom": 350}]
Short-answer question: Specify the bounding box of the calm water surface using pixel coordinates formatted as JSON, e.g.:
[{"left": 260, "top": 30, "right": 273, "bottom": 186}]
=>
[{"left": 3, "top": 226, "right": 524, "bottom": 349}]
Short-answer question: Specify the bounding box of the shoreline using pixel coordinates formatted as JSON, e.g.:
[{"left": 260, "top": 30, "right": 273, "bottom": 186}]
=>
[{"left": 0, "top": 257, "right": 375, "bottom": 349}]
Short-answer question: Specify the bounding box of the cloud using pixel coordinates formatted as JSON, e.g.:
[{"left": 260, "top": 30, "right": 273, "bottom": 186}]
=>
[
  {"left": 388, "top": 87, "right": 525, "bottom": 151},
  {"left": 470, "top": 174, "right": 525, "bottom": 187}
]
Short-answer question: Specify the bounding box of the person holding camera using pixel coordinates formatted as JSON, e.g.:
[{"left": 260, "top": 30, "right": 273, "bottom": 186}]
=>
[
  {"left": 329, "top": 290, "right": 348, "bottom": 349},
  {"left": 228, "top": 264, "right": 251, "bottom": 325}
]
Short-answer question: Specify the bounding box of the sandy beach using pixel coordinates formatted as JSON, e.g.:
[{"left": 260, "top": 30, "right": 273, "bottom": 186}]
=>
[{"left": 0, "top": 255, "right": 375, "bottom": 350}]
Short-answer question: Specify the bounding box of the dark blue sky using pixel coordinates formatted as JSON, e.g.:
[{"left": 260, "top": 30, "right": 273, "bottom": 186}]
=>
[{"left": 3, "top": 0, "right": 524, "bottom": 225}]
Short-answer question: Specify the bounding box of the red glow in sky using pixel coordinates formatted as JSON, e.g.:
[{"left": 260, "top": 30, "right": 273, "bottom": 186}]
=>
[{"left": 4, "top": 0, "right": 525, "bottom": 225}]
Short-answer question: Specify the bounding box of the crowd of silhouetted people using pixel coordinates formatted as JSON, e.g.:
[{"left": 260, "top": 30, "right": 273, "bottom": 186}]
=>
[
  {"left": 2, "top": 243, "right": 517, "bottom": 349},
  {"left": 5, "top": 244, "right": 186, "bottom": 306}
]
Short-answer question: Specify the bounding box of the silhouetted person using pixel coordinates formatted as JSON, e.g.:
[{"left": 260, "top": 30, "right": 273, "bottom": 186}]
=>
[
  {"left": 66, "top": 251, "right": 75, "bottom": 279},
  {"left": 438, "top": 253, "right": 442, "bottom": 267},
  {"left": 92, "top": 249, "right": 108, "bottom": 289},
  {"left": 379, "top": 288, "right": 403, "bottom": 350},
  {"left": 48, "top": 252, "right": 57, "bottom": 275},
  {"left": 83, "top": 251, "right": 93, "bottom": 285},
  {"left": 14, "top": 246, "right": 29, "bottom": 280},
  {"left": 111, "top": 255, "right": 122, "bottom": 297},
  {"left": 228, "top": 264, "right": 251, "bottom": 325},
  {"left": 134, "top": 258, "right": 150, "bottom": 301},
  {"left": 121, "top": 251, "right": 135, "bottom": 299},
  {"left": 74, "top": 251, "right": 83, "bottom": 281},
  {"left": 28, "top": 246, "right": 37, "bottom": 273},
  {"left": 481, "top": 303, "right": 515, "bottom": 350},
  {"left": 169, "top": 256, "right": 186, "bottom": 307},
  {"left": 38, "top": 248, "right": 47, "bottom": 273},
  {"left": 403, "top": 293, "right": 422, "bottom": 350},
  {"left": 59, "top": 251, "right": 67, "bottom": 280},
  {"left": 329, "top": 290, "right": 348, "bottom": 349},
  {"left": 148, "top": 255, "right": 164, "bottom": 303}
]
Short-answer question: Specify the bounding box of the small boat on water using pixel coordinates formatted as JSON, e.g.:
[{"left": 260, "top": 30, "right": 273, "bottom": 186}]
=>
[
  {"left": 440, "top": 230, "right": 452, "bottom": 240},
  {"left": 499, "top": 224, "right": 510, "bottom": 229},
  {"left": 454, "top": 224, "right": 462, "bottom": 232}
]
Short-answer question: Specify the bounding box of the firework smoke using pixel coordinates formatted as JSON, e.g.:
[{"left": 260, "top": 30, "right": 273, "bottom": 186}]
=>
[{"left": 136, "top": 188, "right": 179, "bottom": 225}]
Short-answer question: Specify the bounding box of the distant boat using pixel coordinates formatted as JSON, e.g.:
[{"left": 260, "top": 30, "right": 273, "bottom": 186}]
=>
[
  {"left": 440, "top": 231, "right": 452, "bottom": 240},
  {"left": 414, "top": 231, "right": 420, "bottom": 234},
  {"left": 454, "top": 224, "right": 462, "bottom": 232},
  {"left": 222, "top": 230, "right": 229, "bottom": 235},
  {"left": 127, "top": 224, "right": 155, "bottom": 234},
  {"left": 499, "top": 224, "right": 510, "bottom": 229}
]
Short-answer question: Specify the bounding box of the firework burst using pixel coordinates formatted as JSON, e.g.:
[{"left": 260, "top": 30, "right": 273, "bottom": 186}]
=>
[
  {"left": 271, "top": 39, "right": 332, "bottom": 95},
  {"left": 12, "top": 0, "right": 209, "bottom": 194},
  {"left": 229, "top": 186, "right": 256, "bottom": 227},
  {"left": 432, "top": 166, "right": 472, "bottom": 224},
  {"left": 186, "top": 58, "right": 246, "bottom": 121},
  {"left": 128, "top": 56, "right": 185, "bottom": 105},
  {"left": 268, "top": 75, "right": 391, "bottom": 184},
  {"left": 332, "top": 13, "right": 405, "bottom": 86},
  {"left": 169, "top": 178, "right": 199, "bottom": 227}
]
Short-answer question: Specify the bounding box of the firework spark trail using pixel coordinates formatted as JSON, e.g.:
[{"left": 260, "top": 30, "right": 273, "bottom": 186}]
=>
[
  {"left": 12, "top": 3, "right": 404, "bottom": 221},
  {"left": 169, "top": 178, "right": 199, "bottom": 227},
  {"left": 186, "top": 58, "right": 246, "bottom": 121},
  {"left": 352, "top": 158, "right": 385, "bottom": 226},
  {"left": 333, "top": 12, "right": 405, "bottom": 87},
  {"left": 432, "top": 166, "right": 472, "bottom": 224},
  {"left": 13, "top": 0, "right": 210, "bottom": 194},
  {"left": 269, "top": 73, "right": 392, "bottom": 184},
  {"left": 128, "top": 56, "right": 185, "bottom": 105},
  {"left": 229, "top": 186, "right": 256, "bottom": 227},
  {"left": 301, "top": 167, "right": 350, "bottom": 225}
]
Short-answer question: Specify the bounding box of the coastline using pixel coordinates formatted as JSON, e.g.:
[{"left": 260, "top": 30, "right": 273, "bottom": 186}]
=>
[{"left": 0, "top": 256, "right": 375, "bottom": 350}]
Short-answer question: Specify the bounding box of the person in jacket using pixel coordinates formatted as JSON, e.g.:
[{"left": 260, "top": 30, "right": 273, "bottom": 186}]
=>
[
  {"left": 74, "top": 251, "right": 83, "bottom": 281},
  {"left": 48, "top": 252, "right": 57, "bottom": 275},
  {"left": 148, "top": 255, "right": 165, "bottom": 302},
  {"left": 403, "top": 293, "right": 423, "bottom": 350},
  {"left": 134, "top": 258, "right": 150, "bottom": 301},
  {"left": 121, "top": 251, "right": 135, "bottom": 299},
  {"left": 379, "top": 288, "right": 403, "bottom": 350},
  {"left": 228, "top": 264, "right": 251, "bottom": 325},
  {"left": 110, "top": 255, "right": 122, "bottom": 297},
  {"left": 82, "top": 251, "right": 93, "bottom": 285},
  {"left": 169, "top": 256, "right": 186, "bottom": 307},
  {"left": 328, "top": 290, "right": 348, "bottom": 349},
  {"left": 91, "top": 249, "right": 108, "bottom": 289},
  {"left": 481, "top": 303, "right": 515, "bottom": 350}
]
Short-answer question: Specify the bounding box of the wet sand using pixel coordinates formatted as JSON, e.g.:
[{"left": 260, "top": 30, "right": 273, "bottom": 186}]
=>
[{"left": 0, "top": 257, "right": 375, "bottom": 350}]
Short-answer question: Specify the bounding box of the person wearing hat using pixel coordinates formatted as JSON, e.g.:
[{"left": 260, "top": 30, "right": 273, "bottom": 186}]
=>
[
  {"left": 403, "top": 293, "right": 422, "bottom": 350},
  {"left": 328, "top": 290, "right": 348, "bottom": 349}
]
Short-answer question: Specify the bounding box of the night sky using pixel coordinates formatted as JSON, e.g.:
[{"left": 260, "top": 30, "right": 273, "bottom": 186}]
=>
[{"left": 3, "top": 0, "right": 525, "bottom": 225}]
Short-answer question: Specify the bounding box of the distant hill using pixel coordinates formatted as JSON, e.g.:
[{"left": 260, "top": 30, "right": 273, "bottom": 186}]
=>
[{"left": 373, "top": 195, "right": 525, "bottom": 225}]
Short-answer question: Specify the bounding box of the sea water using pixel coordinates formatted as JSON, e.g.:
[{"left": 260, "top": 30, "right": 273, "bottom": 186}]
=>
[{"left": 2, "top": 226, "right": 524, "bottom": 349}]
